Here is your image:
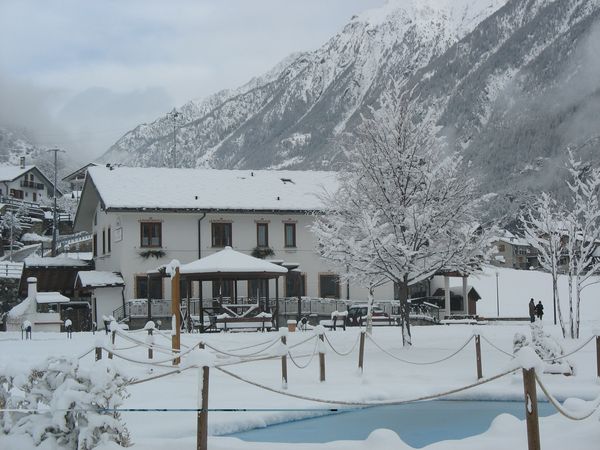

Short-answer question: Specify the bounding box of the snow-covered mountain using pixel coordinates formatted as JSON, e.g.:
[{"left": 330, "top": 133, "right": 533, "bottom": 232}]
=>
[
  {"left": 102, "top": 0, "right": 507, "bottom": 167},
  {"left": 101, "top": 0, "right": 600, "bottom": 207}
]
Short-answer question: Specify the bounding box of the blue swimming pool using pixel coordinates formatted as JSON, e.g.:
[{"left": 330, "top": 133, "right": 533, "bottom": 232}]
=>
[{"left": 228, "top": 400, "right": 554, "bottom": 447}]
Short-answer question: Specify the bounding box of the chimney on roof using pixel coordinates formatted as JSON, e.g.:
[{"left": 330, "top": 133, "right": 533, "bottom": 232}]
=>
[
  {"left": 19, "top": 156, "right": 25, "bottom": 169},
  {"left": 27, "top": 277, "right": 37, "bottom": 299},
  {"left": 26, "top": 277, "right": 38, "bottom": 314}
]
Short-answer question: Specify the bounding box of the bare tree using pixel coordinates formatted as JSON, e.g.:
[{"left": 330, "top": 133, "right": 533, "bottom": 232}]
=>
[
  {"left": 521, "top": 193, "right": 565, "bottom": 332},
  {"left": 314, "top": 103, "right": 494, "bottom": 346},
  {"left": 521, "top": 152, "right": 600, "bottom": 339},
  {"left": 564, "top": 152, "right": 600, "bottom": 338}
]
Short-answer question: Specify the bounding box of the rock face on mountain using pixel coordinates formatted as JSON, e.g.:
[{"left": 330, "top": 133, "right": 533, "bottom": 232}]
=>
[{"left": 101, "top": 0, "right": 600, "bottom": 205}]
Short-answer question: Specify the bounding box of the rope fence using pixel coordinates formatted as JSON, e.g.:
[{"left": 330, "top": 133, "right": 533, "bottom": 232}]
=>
[
  {"left": 4, "top": 327, "right": 600, "bottom": 450},
  {"left": 366, "top": 333, "right": 475, "bottom": 365},
  {"left": 534, "top": 372, "right": 600, "bottom": 421},
  {"left": 216, "top": 365, "right": 519, "bottom": 406}
]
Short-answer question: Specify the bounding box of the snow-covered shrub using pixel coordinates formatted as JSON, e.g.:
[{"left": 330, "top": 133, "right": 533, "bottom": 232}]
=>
[
  {"left": 1, "top": 357, "right": 131, "bottom": 449},
  {"left": 512, "top": 332, "right": 528, "bottom": 354},
  {"left": 530, "top": 321, "right": 573, "bottom": 375}
]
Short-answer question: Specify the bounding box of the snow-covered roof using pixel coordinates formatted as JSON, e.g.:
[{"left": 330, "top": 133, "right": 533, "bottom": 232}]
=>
[
  {"left": 86, "top": 166, "right": 338, "bottom": 212},
  {"left": 0, "top": 165, "right": 61, "bottom": 195},
  {"left": 76, "top": 271, "right": 124, "bottom": 288},
  {"left": 36, "top": 292, "right": 70, "bottom": 304},
  {"left": 24, "top": 255, "right": 90, "bottom": 268},
  {"left": 179, "top": 246, "right": 288, "bottom": 276},
  {"left": 62, "top": 162, "right": 99, "bottom": 182},
  {"left": 60, "top": 252, "right": 93, "bottom": 261},
  {"left": 494, "top": 230, "right": 530, "bottom": 247},
  {"left": 0, "top": 165, "right": 35, "bottom": 182},
  {"left": 8, "top": 297, "right": 31, "bottom": 318}
]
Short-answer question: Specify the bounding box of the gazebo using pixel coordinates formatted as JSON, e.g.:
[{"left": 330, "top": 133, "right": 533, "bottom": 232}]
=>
[
  {"left": 178, "top": 246, "right": 288, "bottom": 332},
  {"left": 152, "top": 246, "right": 288, "bottom": 349}
]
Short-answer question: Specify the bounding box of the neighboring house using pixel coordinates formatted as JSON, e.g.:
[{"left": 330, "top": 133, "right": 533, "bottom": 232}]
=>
[
  {"left": 491, "top": 231, "right": 538, "bottom": 270},
  {"left": 0, "top": 158, "right": 62, "bottom": 203},
  {"left": 62, "top": 162, "right": 99, "bottom": 194}
]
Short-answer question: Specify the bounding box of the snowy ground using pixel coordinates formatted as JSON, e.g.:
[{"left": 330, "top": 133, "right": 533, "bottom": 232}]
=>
[{"left": 1, "top": 266, "right": 600, "bottom": 449}]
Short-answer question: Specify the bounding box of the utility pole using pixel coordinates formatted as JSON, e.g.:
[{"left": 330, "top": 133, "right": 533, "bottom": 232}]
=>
[
  {"left": 168, "top": 109, "right": 180, "bottom": 168},
  {"left": 47, "top": 148, "right": 65, "bottom": 257}
]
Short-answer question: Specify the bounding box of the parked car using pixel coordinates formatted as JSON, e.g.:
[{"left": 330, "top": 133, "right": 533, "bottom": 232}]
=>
[{"left": 346, "top": 304, "right": 390, "bottom": 326}]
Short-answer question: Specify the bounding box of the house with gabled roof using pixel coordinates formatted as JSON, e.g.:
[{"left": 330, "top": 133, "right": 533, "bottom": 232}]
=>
[
  {"left": 62, "top": 162, "right": 99, "bottom": 193},
  {"left": 0, "top": 158, "right": 62, "bottom": 203},
  {"left": 73, "top": 166, "right": 363, "bottom": 311},
  {"left": 491, "top": 230, "right": 539, "bottom": 270},
  {"left": 73, "top": 166, "right": 484, "bottom": 325}
]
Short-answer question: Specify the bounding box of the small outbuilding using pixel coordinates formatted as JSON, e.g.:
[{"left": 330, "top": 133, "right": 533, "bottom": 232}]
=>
[
  {"left": 74, "top": 271, "right": 125, "bottom": 330},
  {"left": 6, "top": 277, "right": 69, "bottom": 333}
]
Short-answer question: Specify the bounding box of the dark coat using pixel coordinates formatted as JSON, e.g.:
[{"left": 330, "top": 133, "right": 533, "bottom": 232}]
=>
[{"left": 535, "top": 303, "right": 544, "bottom": 316}]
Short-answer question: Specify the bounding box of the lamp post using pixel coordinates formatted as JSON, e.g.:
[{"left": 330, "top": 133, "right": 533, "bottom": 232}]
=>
[
  {"left": 495, "top": 271, "right": 500, "bottom": 317},
  {"left": 47, "top": 148, "right": 65, "bottom": 257}
]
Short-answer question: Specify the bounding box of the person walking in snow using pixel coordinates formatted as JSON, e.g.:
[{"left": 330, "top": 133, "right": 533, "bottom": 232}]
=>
[
  {"left": 535, "top": 301, "right": 544, "bottom": 321},
  {"left": 528, "top": 298, "right": 536, "bottom": 323}
]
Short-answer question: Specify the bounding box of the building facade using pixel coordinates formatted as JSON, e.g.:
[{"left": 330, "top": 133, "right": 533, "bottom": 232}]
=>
[
  {"left": 0, "top": 160, "right": 61, "bottom": 204},
  {"left": 74, "top": 166, "right": 398, "bottom": 307}
]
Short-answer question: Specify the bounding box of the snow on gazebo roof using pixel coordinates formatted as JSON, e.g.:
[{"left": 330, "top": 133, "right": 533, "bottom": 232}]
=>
[
  {"left": 75, "top": 271, "right": 124, "bottom": 288},
  {"left": 179, "top": 246, "right": 288, "bottom": 278},
  {"left": 85, "top": 166, "right": 338, "bottom": 212}
]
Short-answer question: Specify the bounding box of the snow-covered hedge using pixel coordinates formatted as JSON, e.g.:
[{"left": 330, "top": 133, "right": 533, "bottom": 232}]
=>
[{"left": 0, "top": 357, "right": 131, "bottom": 449}]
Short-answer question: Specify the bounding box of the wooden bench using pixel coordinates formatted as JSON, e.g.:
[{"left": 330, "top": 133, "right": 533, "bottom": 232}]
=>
[
  {"left": 215, "top": 316, "right": 273, "bottom": 332},
  {"left": 319, "top": 316, "right": 347, "bottom": 331}
]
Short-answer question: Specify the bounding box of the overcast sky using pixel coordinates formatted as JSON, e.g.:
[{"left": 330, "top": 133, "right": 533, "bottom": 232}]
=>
[{"left": 0, "top": 0, "right": 384, "bottom": 160}]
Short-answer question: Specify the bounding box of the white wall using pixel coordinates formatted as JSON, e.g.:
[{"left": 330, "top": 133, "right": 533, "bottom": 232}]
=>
[
  {"left": 91, "top": 205, "right": 396, "bottom": 303},
  {"left": 92, "top": 286, "right": 124, "bottom": 328}
]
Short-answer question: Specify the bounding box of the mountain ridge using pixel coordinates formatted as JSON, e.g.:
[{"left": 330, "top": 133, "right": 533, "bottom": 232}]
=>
[{"left": 99, "top": 0, "right": 600, "bottom": 217}]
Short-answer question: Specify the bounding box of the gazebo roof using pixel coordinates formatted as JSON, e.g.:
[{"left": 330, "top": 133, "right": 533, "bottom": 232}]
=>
[{"left": 178, "top": 246, "right": 288, "bottom": 280}]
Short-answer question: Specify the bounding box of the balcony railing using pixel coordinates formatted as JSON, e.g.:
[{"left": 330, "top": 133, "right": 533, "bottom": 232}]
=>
[{"left": 20, "top": 180, "right": 45, "bottom": 189}]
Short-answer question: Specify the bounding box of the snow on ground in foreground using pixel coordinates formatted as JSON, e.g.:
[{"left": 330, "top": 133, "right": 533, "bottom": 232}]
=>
[{"left": 1, "top": 318, "right": 599, "bottom": 450}]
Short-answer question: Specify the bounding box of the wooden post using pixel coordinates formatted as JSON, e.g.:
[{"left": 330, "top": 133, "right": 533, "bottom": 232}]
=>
[
  {"left": 319, "top": 334, "right": 326, "bottom": 382},
  {"left": 522, "top": 368, "right": 541, "bottom": 450},
  {"left": 596, "top": 335, "right": 600, "bottom": 379},
  {"left": 281, "top": 335, "right": 288, "bottom": 388},
  {"left": 148, "top": 328, "right": 153, "bottom": 360},
  {"left": 475, "top": 334, "right": 483, "bottom": 379},
  {"left": 197, "top": 366, "right": 209, "bottom": 450},
  {"left": 172, "top": 267, "right": 181, "bottom": 365},
  {"left": 109, "top": 330, "right": 115, "bottom": 359},
  {"left": 358, "top": 331, "right": 366, "bottom": 373},
  {"left": 95, "top": 347, "right": 102, "bottom": 361}
]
